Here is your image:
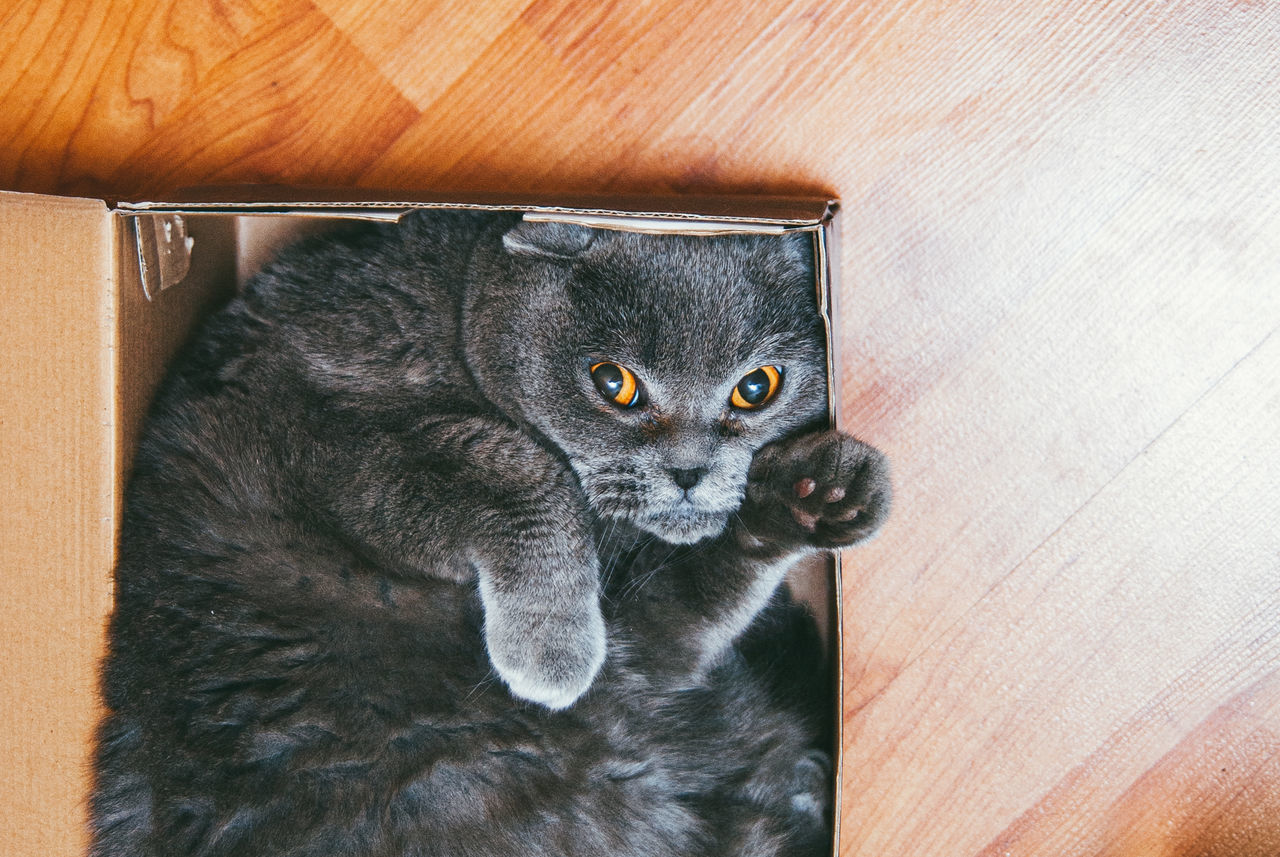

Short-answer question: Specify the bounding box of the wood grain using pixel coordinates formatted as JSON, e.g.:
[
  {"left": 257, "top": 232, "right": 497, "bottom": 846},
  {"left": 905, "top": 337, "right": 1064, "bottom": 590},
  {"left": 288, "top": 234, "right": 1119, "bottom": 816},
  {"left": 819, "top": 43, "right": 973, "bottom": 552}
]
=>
[{"left": 2, "top": 1, "right": 1278, "bottom": 855}]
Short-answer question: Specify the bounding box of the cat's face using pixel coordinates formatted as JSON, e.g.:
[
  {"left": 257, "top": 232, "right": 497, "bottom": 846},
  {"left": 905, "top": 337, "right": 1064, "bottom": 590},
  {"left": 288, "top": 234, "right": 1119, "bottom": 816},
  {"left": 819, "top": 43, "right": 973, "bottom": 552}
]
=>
[{"left": 465, "top": 221, "right": 829, "bottom": 544}]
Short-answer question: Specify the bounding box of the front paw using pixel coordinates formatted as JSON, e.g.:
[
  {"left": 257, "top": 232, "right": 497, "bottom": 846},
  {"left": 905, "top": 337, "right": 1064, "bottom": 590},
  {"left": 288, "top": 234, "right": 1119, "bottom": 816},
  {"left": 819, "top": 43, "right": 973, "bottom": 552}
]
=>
[
  {"left": 480, "top": 591, "right": 607, "bottom": 710},
  {"left": 739, "top": 430, "right": 891, "bottom": 551}
]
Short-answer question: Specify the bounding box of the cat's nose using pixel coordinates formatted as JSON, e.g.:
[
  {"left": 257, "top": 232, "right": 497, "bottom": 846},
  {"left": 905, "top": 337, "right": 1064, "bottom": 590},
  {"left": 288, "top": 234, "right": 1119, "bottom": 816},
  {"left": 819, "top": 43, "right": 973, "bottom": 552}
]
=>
[{"left": 669, "top": 468, "right": 706, "bottom": 491}]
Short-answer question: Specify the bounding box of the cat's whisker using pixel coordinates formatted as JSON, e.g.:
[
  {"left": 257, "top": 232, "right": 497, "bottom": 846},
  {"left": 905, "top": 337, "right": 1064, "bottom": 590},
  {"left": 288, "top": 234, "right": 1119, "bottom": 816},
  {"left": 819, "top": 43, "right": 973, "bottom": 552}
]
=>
[
  {"left": 464, "top": 669, "right": 501, "bottom": 704},
  {"left": 619, "top": 540, "right": 687, "bottom": 601}
]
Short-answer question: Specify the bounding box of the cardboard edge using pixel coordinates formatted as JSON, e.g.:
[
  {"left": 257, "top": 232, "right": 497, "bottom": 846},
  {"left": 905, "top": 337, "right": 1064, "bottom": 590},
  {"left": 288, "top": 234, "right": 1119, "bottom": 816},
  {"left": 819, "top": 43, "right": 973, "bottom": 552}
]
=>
[
  {"left": 817, "top": 204, "right": 845, "bottom": 857},
  {"left": 112, "top": 188, "right": 835, "bottom": 226}
]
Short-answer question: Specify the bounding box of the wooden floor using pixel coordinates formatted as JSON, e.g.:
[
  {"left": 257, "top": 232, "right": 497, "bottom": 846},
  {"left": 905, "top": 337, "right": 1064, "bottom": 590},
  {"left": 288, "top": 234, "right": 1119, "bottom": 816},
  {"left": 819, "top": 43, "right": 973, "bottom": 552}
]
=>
[{"left": 4, "top": 1, "right": 1279, "bottom": 854}]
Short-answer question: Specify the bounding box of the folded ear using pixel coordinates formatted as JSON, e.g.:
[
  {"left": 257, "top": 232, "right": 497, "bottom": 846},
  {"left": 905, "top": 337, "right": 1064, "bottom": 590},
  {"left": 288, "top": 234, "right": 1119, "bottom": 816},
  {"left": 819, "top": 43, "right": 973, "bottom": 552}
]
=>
[{"left": 503, "top": 220, "right": 596, "bottom": 260}]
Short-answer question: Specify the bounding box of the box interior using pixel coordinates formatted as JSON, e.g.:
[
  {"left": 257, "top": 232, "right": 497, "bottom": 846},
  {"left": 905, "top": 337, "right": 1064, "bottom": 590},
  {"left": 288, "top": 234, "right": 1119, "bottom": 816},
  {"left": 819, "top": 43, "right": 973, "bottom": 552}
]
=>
[{"left": 0, "top": 194, "right": 842, "bottom": 855}]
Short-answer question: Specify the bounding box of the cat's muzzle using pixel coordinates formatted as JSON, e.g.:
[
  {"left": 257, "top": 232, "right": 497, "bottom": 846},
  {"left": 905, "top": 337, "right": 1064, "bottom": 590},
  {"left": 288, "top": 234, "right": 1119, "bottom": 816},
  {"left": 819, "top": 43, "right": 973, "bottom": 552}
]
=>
[{"left": 636, "top": 501, "right": 731, "bottom": 544}]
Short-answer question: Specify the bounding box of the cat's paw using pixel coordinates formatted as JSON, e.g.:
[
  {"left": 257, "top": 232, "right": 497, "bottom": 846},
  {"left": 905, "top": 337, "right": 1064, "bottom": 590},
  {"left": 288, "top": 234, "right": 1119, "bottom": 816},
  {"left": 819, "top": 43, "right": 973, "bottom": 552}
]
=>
[
  {"left": 481, "top": 594, "right": 607, "bottom": 710},
  {"left": 739, "top": 430, "right": 890, "bottom": 551}
]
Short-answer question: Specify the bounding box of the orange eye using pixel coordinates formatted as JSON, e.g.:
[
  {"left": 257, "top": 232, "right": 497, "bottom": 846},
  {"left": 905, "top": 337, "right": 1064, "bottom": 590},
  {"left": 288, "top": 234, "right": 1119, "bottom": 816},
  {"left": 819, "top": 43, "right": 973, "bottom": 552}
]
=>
[
  {"left": 730, "top": 366, "right": 782, "bottom": 409},
  {"left": 590, "top": 361, "right": 640, "bottom": 408}
]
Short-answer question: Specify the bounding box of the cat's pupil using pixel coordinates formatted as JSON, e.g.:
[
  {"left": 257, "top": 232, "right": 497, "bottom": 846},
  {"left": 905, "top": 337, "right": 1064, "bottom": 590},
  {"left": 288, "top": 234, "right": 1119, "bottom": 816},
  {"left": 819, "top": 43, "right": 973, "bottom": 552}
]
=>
[
  {"left": 738, "top": 369, "right": 771, "bottom": 404},
  {"left": 593, "top": 363, "right": 623, "bottom": 397}
]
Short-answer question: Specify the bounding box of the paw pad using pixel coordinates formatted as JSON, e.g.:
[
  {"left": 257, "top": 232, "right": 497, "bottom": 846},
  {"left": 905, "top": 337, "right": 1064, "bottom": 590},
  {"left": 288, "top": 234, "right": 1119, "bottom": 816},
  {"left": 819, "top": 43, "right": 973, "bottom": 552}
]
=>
[{"left": 742, "top": 430, "right": 891, "bottom": 550}]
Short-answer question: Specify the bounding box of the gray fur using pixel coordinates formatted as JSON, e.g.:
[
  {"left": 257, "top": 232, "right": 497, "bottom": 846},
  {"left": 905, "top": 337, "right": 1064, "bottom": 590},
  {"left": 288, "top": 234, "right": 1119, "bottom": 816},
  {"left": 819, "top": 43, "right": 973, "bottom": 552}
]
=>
[{"left": 91, "top": 211, "right": 890, "bottom": 856}]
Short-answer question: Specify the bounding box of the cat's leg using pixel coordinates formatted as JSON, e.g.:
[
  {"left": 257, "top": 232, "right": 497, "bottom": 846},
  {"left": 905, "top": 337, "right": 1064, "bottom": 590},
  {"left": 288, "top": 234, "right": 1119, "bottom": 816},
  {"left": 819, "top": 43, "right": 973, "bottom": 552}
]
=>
[
  {"left": 610, "top": 429, "right": 889, "bottom": 681},
  {"left": 330, "top": 416, "right": 605, "bottom": 709},
  {"left": 609, "top": 431, "right": 885, "bottom": 856}
]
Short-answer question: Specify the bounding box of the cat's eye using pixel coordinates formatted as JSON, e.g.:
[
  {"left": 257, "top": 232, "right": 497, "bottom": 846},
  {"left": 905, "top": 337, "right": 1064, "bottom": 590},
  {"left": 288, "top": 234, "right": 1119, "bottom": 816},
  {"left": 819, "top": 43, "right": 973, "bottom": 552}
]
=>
[
  {"left": 590, "top": 361, "right": 641, "bottom": 408},
  {"left": 730, "top": 366, "right": 782, "bottom": 410}
]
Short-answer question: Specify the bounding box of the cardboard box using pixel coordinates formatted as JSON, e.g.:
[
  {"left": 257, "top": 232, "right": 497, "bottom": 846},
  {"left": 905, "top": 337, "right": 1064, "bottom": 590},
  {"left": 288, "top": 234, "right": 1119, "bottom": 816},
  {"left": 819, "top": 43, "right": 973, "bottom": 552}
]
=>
[{"left": 0, "top": 189, "right": 843, "bottom": 855}]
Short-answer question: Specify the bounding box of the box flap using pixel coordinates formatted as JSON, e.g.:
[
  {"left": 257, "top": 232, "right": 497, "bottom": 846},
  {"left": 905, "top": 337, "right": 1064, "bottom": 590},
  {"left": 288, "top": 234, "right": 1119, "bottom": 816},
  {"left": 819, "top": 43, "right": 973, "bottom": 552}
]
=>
[{"left": 0, "top": 190, "right": 115, "bottom": 854}]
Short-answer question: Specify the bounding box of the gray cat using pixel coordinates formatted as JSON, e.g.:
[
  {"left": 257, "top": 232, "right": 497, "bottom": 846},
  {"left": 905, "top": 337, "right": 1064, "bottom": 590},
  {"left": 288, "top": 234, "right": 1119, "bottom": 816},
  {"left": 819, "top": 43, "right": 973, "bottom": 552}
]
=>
[{"left": 91, "top": 210, "right": 890, "bottom": 856}]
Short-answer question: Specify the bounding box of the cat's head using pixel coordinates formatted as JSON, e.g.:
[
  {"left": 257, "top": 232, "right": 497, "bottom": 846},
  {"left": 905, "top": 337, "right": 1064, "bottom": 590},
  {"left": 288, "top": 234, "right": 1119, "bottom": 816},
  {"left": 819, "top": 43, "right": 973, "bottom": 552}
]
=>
[{"left": 465, "top": 219, "right": 830, "bottom": 544}]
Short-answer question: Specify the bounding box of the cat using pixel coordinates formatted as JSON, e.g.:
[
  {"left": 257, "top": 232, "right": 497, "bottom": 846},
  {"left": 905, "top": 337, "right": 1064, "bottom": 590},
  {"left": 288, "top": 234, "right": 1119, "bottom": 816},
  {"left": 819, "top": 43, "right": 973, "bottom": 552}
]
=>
[{"left": 90, "top": 209, "right": 891, "bottom": 857}]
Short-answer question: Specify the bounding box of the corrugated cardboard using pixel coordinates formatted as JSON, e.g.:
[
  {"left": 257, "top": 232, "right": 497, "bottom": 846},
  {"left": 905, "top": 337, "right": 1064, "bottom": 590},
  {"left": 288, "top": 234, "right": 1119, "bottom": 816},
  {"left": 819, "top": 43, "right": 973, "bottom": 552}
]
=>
[
  {"left": 0, "top": 190, "right": 842, "bottom": 856},
  {"left": 1, "top": 192, "right": 115, "bottom": 856}
]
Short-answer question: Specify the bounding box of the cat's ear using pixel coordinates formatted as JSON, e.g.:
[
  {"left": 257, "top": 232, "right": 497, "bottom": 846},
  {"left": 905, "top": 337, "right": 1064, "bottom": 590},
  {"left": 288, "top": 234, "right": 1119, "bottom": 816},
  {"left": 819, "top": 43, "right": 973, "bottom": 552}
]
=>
[{"left": 503, "top": 220, "right": 596, "bottom": 260}]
